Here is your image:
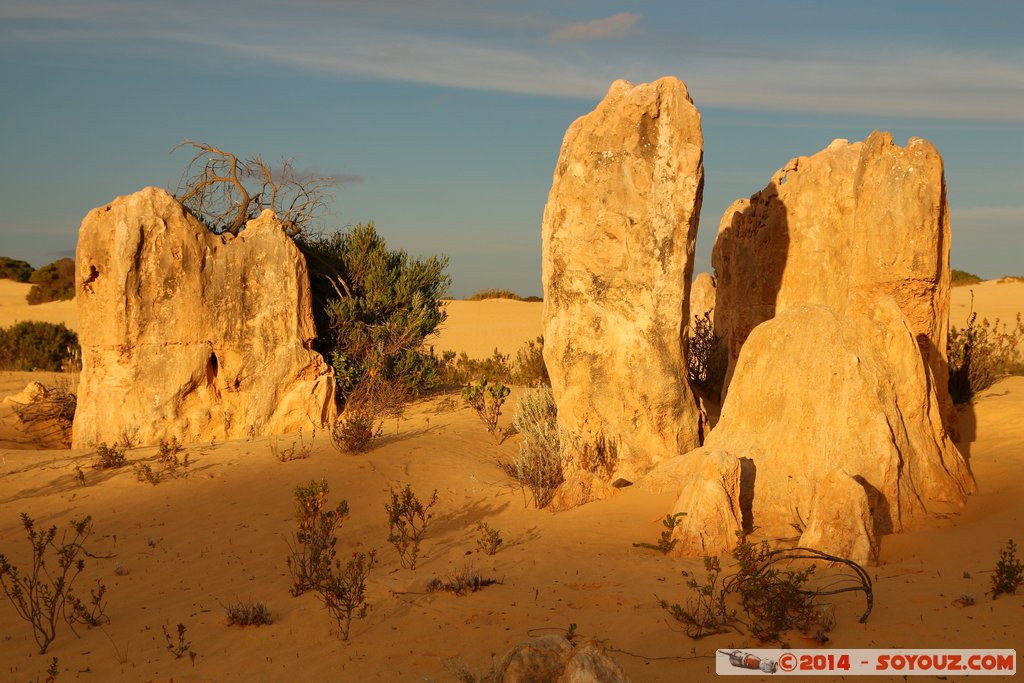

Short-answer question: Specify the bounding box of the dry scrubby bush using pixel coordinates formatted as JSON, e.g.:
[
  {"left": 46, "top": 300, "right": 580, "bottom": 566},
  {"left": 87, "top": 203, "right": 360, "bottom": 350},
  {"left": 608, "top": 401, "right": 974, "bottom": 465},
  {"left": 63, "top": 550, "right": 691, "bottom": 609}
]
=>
[
  {"left": 0, "top": 321, "right": 80, "bottom": 372},
  {"left": 92, "top": 443, "right": 128, "bottom": 470},
  {"left": 504, "top": 387, "right": 564, "bottom": 508},
  {"left": 438, "top": 336, "right": 549, "bottom": 387},
  {"left": 687, "top": 311, "right": 726, "bottom": 397},
  {"left": 426, "top": 562, "right": 500, "bottom": 595},
  {"left": 133, "top": 437, "right": 190, "bottom": 485},
  {"left": 287, "top": 480, "right": 349, "bottom": 596},
  {"left": 0, "top": 514, "right": 109, "bottom": 654},
  {"left": 319, "top": 550, "right": 376, "bottom": 641},
  {"left": 330, "top": 408, "right": 383, "bottom": 453},
  {"left": 224, "top": 599, "right": 273, "bottom": 626},
  {"left": 475, "top": 522, "right": 503, "bottom": 556},
  {"left": 660, "top": 535, "right": 872, "bottom": 642},
  {"left": 11, "top": 381, "right": 76, "bottom": 444},
  {"left": 948, "top": 310, "right": 1024, "bottom": 403},
  {"left": 386, "top": 484, "right": 438, "bottom": 570},
  {"left": 27, "top": 258, "right": 75, "bottom": 305}
]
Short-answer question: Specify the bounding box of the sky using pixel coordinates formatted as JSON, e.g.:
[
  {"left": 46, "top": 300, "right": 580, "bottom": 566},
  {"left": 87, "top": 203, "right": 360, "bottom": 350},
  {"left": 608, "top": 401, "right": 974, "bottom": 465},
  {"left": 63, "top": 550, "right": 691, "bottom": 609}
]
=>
[{"left": 0, "top": 0, "right": 1021, "bottom": 298}]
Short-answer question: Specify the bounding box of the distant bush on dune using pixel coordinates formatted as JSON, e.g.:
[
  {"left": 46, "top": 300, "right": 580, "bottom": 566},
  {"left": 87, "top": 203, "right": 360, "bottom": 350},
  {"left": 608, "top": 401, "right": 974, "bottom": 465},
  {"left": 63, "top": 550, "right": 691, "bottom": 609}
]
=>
[
  {"left": 0, "top": 256, "right": 34, "bottom": 282},
  {"left": 466, "top": 289, "right": 523, "bottom": 301},
  {"left": 27, "top": 258, "right": 75, "bottom": 304},
  {"left": 951, "top": 269, "right": 983, "bottom": 286},
  {"left": 437, "top": 336, "right": 549, "bottom": 387},
  {"left": 0, "top": 321, "right": 80, "bottom": 372}
]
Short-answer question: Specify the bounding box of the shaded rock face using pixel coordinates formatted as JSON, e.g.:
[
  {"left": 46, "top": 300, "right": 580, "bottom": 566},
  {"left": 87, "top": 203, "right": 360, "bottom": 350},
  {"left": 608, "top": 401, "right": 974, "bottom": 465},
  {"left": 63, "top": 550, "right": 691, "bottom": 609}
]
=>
[
  {"left": 693, "top": 301, "right": 973, "bottom": 552},
  {"left": 712, "top": 132, "right": 957, "bottom": 438},
  {"left": 542, "top": 77, "right": 705, "bottom": 481},
  {"left": 799, "top": 469, "right": 880, "bottom": 566},
  {"left": 73, "top": 187, "right": 336, "bottom": 447},
  {"left": 689, "top": 272, "right": 716, "bottom": 325},
  {"left": 668, "top": 449, "right": 744, "bottom": 556}
]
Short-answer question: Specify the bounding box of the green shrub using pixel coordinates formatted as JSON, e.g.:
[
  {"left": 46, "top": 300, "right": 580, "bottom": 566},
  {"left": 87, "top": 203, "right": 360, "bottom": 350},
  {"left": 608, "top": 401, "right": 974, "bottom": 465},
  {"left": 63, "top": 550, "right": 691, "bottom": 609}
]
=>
[
  {"left": 633, "top": 513, "right": 686, "bottom": 554},
  {"left": 475, "top": 522, "right": 503, "bottom": 556},
  {"left": 287, "top": 480, "right": 349, "bottom": 596},
  {"left": 329, "top": 408, "right": 383, "bottom": 454},
  {"left": 990, "top": 539, "right": 1023, "bottom": 598},
  {"left": 951, "top": 269, "right": 983, "bottom": 286},
  {"left": 318, "top": 550, "right": 375, "bottom": 641},
  {"left": 687, "top": 311, "right": 726, "bottom": 397},
  {"left": 93, "top": 443, "right": 128, "bottom": 470},
  {"left": 27, "top": 258, "right": 75, "bottom": 304},
  {"left": 437, "top": 337, "right": 549, "bottom": 388},
  {"left": 462, "top": 378, "right": 511, "bottom": 444},
  {"left": 0, "top": 256, "right": 33, "bottom": 282},
  {"left": 505, "top": 387, "right": 564, "bottom": 508},
  {"left": 298, "top": 223, "right": 449, "bottom": 405},
  {"left": 948, "top": 312, "right": 1024, "bottom": 403},
  {"left": 465, "top": 289, "right": 523, "bottom": 301},
  {"left": 0, "top": 322, "right": 80, "bottom": 372}
]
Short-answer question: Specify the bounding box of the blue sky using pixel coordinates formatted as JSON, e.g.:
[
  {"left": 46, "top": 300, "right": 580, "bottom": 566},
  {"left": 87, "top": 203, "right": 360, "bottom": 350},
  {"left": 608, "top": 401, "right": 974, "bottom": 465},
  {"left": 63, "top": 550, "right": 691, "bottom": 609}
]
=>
[{"left": 1, "top": 1, "right": 1021, "bottom": 297}]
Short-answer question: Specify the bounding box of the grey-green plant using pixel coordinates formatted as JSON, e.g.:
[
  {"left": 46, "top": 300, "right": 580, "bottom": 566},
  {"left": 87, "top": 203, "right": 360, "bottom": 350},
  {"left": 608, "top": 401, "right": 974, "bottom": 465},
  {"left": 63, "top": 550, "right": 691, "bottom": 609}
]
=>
[
  {"left": 385, "top": 484, "right": 438, "bottom": 569},
  {"left": 475, "top": 522, "right": 503, "bottom": 556},
  {"left": 633, "top": 512, "right": 686, "bottom": 554},
  {"left": 990, "top": 539, "right": 1023, "bottom": 598},
  {"left": 287, "top": 480, "right": 349, "bottom": 595},
  {"left": 504, "top": 387, "right": 564, "bottom": 508},
  {"left": 0, "top": 514, "right": 109, "bottom": 654}
]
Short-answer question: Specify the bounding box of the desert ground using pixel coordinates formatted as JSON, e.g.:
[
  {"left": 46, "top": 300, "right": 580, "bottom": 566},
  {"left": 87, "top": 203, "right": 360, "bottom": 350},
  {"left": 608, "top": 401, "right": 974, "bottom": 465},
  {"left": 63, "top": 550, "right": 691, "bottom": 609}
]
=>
[{"left": 1, "top": 279, "right": 1022, "bottom": 682}]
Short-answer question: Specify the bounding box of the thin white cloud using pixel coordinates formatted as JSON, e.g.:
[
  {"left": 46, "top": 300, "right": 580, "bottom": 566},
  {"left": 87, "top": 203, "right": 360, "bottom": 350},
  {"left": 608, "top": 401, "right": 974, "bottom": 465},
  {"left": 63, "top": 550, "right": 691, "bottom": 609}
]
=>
[{"left": 548, "top": 12, "right": 640, "bottom": 42}]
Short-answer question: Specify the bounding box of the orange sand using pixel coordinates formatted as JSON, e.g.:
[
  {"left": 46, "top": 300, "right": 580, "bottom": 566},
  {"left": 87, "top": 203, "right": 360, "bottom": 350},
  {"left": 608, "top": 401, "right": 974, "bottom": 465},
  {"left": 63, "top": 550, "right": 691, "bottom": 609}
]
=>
[{"left": 0, "top": 283, "right": 1021, "bottom": 681}]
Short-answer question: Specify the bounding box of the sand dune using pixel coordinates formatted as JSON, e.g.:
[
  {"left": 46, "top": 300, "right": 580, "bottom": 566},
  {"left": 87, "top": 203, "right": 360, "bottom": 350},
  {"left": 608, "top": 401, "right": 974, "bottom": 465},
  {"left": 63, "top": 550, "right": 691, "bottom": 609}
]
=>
[
  {"left": 0, "top": 280, "right": 78, "bottom": 331},
  {"left": 0, "top": 283, "right": 1022, "bottom": 681}
]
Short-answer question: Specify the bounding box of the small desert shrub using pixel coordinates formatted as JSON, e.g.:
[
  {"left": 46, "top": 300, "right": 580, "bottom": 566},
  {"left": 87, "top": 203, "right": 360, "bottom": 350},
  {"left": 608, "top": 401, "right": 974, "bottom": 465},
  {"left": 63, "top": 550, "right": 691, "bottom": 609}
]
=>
[
  {"left": 465, "top": 289, "right": 523, "bottom": 301},
  {"left": 505, "top": 387, "right": 564, "bottom": 508},
  {"left": 0, "top": 514, "right": 109, "bottom": 654},
  {"left": 11, "top": 381, "right": 76, "bottom": 444},
  {"left": 287, "top": 480, "right": 349, "bottom": 596},
  {"left": 385, "top": 484, "right": 438, "bottom": 570},
  {"left": 475, "top": 522, "right": 503, "bottom": 556},
  {"left": 0, "top": 321, "right": 80, "bottom": 371},
  {"left": 0, "top": 256, "right": 33, "bottom": 282},
  {"left": 661, "top": 535, "right": 872, "bottom": 643},
  {"left": 633, "top": 512, "right": 686, "bottom": 554},
  {"left": 132, "top": 439, "right": 190, "bottom": 485},
  {"left": 439, "top": 349, "right": 514, "bottom": 386},
  {"left": 687, "top": 311, "right": 726, "bottom": 396},
  {"left": 330, "top": 409, "right": 383, "bottom": 453},
  {"left": 271, "top": 431, "right": 315, "bottom": 462},
  {"left": 224, "top": 599, "right": 273, "bottom": 626},
  {"left": 948, "top": 312, "right": 1024, "bottom": 403},
  {"left": 426, "top": 562, "right": 500, "bottom": 595},
  {"left": 162, "top": 622, "right": 196, "bottom": 662},
  {"left": 318, "top": 550, "right": 376, "bottom": 641},
  {"left": 463, "top": 378, "right": 511, "bottom": 444},
  {"left": 990, "top": 539, "right": 1023, "bottom": 598},
  {"left": 27, "top": 258, "right": 75, "bottom": 304},
  {"left": 512, "top": 336, "right": 549, "bottom": 387},
  {"left": 93, "top": 443, "right": 128, "bottom": 470},
  {"left": 951, "top": 269, "right": 983, "bottom": 286}
]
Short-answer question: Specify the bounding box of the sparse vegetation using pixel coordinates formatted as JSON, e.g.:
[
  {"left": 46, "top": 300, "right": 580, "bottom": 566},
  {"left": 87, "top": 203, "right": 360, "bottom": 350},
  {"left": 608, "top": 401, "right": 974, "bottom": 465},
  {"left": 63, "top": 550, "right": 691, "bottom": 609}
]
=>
[
  {"left": 27, "top": 258, "right": 75, "bottom": 304},
  {"left": 633, "top": 512, "right": 686, "bottom": 554},
  {"left": 687, "top": 311, "right": 726, "bottom": 397},
  {"left": 475, "top": 522, "right": 503, "bottom": 556},
  {"left": 990, "top": 539, "right": 1023, "bottom": 598},
  {"left": 93, "top": 443, "right": 128, "bottom": 470},
  {"left": 385, "top": 484, "right": 438, "bottom": 570},
  {"left": 951, "top": 269, "right": 983, "bottom": 286},
  {"left": 426, "top": 562, "right": 500, "bottom": 595},
  {"left": 0, "top": 514, "right": 109, "bottom": 654},
  {"left": 437, "top": 337, "right": 549, "bottom": 387},
  {"left": 463, "top": 378, "right": 511, "bottom": 444},
  {"left": 513, "top": 336, "right": 549, "bottom": 387},
  {"left": 0, "top": 321, "right": 80, "bottom": 371},
  {"left": 299, "top": 223, "right": 450, "bottom": 405},
  {"left": 948, "top": 309, "right": 1024, "bottom": 403},
  {"left": 224, "top": 599, "right": 273, "bottom": 626},
  {"left": 317, "top": 550, "right": 376, "bottom": 641},
  {"left": 287, "top": 480, "right": 349, "bottom": 596},
  {"left": 132, "top": 439, "right": 189, "bottom": 485},
  {"left": 330, "top": 408, "right": 383, "bottom": 454},
  {"left": 10, "top": 381, "right": 76, "bottom": 445},
  {"left": 660, "top": 535, "right": 872, "bottom": 643},
  {"left": 505, "top": 387, "right": 564, "bottom": 508},
  {"left": 0, "top": 256, "right": 33, "bottom": 282},
  {"left": 465, "top": 289, "right": 523, "bottom": 301},
  {"left": 162, "top": 622, "right": 196, "bottom": 663},
  {"left": 271, "top": 431, "right": 315, "bottom": 462}
]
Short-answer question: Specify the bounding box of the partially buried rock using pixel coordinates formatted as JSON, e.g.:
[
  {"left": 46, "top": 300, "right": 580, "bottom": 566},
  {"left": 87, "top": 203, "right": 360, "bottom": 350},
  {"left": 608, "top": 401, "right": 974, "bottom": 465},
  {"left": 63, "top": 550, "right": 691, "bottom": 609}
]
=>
[
  {"left": 493, "top": 635, "right": 631, "bottom": 683},
  {"left": 72, "top": 187, "right": 336, "bottom": 447},
  {"left": 667, "top": 450, "right": 744, "bottom": 557},
  {"left": 542, "top": 77, "right": 705, "bottom": 482},
  {"left": 799, "top": 469, "right": 880, "bottom": 566}
]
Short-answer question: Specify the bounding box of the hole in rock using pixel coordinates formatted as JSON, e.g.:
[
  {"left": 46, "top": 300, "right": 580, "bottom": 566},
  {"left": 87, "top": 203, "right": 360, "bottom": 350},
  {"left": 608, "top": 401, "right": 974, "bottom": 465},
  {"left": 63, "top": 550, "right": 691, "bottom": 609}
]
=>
[{"left": 738, "top": 457, "right": 756, "bottom": 535}]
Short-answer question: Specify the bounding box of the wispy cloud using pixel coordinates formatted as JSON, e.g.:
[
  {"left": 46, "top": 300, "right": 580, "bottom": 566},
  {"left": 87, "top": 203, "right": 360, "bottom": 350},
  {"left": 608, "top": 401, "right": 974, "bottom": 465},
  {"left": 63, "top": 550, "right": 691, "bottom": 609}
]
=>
[{"left": 548, "top": 12, "right": 640, "bottom": 42}]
